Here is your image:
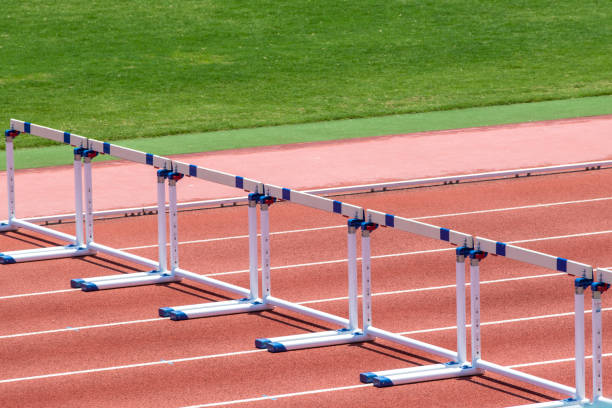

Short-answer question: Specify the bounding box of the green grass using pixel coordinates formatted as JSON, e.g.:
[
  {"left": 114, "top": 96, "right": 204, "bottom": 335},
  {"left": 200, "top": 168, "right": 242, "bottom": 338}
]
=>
[
  {"left": 1, "top": 0, "right": 612, "bottom": 150},
  {"left": 4, "top": 95, "right": 612, "bottom": 170}
]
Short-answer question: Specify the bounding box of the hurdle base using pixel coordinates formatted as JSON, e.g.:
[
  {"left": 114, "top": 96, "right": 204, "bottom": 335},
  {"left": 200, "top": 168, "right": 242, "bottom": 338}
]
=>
[
  {"left": 370, "top": 363, "right": 483, "bottom": 388},
  {"left": 256, "top": 328, "right": 372, "bottom": 352},
  {"left": 162, "top": 298, "right": 273, "bottom": 321},
  {"left": 0, "top": 221, "right": 17, "bottom": 233},
  {"left": 0, "top": 245, "right": 95, "bottom": 264},
  {"left": 361, "top": 362, "right": 457, "bottom": 383},
  {"left": 71, "top": 271, "right": 181, "bottom": 291}
]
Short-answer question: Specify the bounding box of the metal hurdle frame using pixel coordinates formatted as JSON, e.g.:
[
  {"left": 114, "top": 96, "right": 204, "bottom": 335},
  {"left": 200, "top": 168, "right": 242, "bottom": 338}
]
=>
[
  {"left": 356, "top": 208, "right": 612, "bottom": 407},
  {"left": 3, "top": 120, "right": 612, "bottom": 406}
]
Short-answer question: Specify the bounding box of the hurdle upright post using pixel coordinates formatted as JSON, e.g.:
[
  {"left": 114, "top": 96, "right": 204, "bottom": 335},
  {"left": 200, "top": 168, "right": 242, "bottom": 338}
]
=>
[
  {"left": 468, "top": 249, "right": 485, "bottom": 367},
  {"left": 455, "top": 247, "right": 471, "bottom": 365},
  {"left": 591, "top": 278, "right": 610, "bottom": 402},
  {"left": 156, "top": 169, "right": 170, "bottom": 273},
  {"left": 247, "top": 193, "right": 260, "bottom": 301},
  {"left": 73, "top": 148, "right": 85, "bottom": 247},
  {"left": 347, "top": 218, "right": 361, "bottom": 331},
  {"left": 82, "top": 150, "right": 98, "bottom": 246},
  {"left": 259, "top": 195, "right": 275, "bottom": 302},
  {"left": 167, "top": 171, "right": 184, "bottom": 274},
  {"left": 361, "top": 222, "right": 378, "bottom": 331},
  {"left": 4, "top": 129, "right": 19, "bottom": 225},
  {"left": 574, "top": 278, "right": 590, "bottom": 402}
]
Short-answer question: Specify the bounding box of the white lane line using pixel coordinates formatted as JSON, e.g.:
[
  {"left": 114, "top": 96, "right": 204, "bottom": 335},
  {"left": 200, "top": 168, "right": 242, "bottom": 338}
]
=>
[
  {"left": 0, "top": 288, "right": 79, "bottom": 300},
  {"left": 399, "top": 307, "right": 612, "bottom": 336},
  {"left": 509, "top": 353, "right": 612, "bottom": 369},
  {"left": 2, "top": 308, "right": 611, "bottom": 384},
  {"left": 0, "top": 318, "right": 166, "bottom": 339},
  {"left": 181, "top": 384, "right": 373, "bottom": 408},
  {"left": 0, "top": 349, "right": 264, "bottom": 384},
  {"left": 1, "top": 272, "right": 565, "bottom": 339},
  {"left": 117, "top": 196, "right": 612, "bottom": 251}
]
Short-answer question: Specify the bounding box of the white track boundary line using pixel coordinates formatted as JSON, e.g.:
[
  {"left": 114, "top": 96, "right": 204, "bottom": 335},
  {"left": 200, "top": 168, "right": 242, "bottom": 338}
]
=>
[
  {"left": 181, "top": 384, "right": 373, "bottom": 408},
  {"left": 117, "top": 196, "right": 612, "bottom": 251}
]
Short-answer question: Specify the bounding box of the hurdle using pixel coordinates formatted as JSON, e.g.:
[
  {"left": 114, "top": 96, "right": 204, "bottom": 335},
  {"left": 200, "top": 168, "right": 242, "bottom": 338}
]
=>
[{"left": 357, "top": 207, "right": 612, "bottom": 406}]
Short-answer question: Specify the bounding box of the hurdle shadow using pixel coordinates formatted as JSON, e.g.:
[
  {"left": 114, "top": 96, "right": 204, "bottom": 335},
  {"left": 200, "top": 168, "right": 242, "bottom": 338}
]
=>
[
  {"left": 0, "top": 230, "right": 63, "bottom": 249},
  {"left": 161, "top": 282, "right": 234, "bottom": 303},
  {"left": 256, "top": 309, "right": 334, "bottom": 333},
  {"left": 353, "top": 341, "right": 441, "bottom": 366},
  {"left": 76, "top": 255, "right": 144, "bottom": 274},
  {"left": 460, "top": 375, "right": 558, "bottom": 404}
]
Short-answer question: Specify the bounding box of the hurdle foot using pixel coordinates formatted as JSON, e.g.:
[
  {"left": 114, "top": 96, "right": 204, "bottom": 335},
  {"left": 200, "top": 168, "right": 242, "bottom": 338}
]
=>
[
  {"left": 72, "top": 270, "right": 181, "bottom": 291},
  {"left": 166, "top": 299, "right": 273, "bottom": 320},
  {"left": 370, "top": 363, "right": 483, "bottom": 388},
  {"left": 260, "top": 329, "right": 372, "bottom": 352},
  {"left": 0, "top": 221, "right": 18, "bottom": 233},
  {"left": 0, "top": 245, "right": 95, "bottom": 264}
]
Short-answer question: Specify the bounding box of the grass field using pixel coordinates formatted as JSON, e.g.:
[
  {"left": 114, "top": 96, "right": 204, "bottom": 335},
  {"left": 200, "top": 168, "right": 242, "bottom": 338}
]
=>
[{"left": 2, "top": 0, "right": 612, "bottom": 151}]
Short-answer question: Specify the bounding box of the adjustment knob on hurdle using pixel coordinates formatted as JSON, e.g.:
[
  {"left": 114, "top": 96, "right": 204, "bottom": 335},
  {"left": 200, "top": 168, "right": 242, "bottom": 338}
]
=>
[
  {"left": 360, "top": 222, "right": 378, "bottom": 232},
  {"left": 4, "top": 129, "right": 20, "bottom": 138},
  {"left": 591, "top": 282, "right": 610, "bottom": 293},
  {"left": 73, "top": 147, "right": 86, "bottom": 157},
  {"left": 167, "top": 172, "right": 184, "bottom": 182},
  {"left": 257, "top": 195, "right": 276, "bottom": 206},
  {"left": 157, "top": 169, "right": 171, "bottom": 180},
  {"left": 82, "top": 149, "right": 99, "bottom": 159},
  {"left": 469, "top": 250, "right": 488, "bottom": 260}
]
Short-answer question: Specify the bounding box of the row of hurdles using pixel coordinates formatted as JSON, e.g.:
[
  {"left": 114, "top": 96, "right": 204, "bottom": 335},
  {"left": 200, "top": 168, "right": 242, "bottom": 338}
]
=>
[{"left": 2, "top": 119, "right": 611, "bottom": 407}]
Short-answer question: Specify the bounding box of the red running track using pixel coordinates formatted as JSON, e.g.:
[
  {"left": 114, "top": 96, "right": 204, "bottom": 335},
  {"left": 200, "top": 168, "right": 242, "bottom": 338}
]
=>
[{"left": 1, "top": 168, "right": 612, "bottom": 407}]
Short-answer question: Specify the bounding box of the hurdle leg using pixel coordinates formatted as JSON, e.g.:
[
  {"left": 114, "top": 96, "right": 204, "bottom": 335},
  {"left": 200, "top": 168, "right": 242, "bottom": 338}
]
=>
[
  {"left": 361, "top": 223, "right": 375, "bottom": 331},
  {"left": 574, "top": 282, "right": 586, "bottom": 402},
  {"left": 456, "top": 251, "right": 468, "bottom": 365},
  {"left": 260, "top": 199, "right": 272, "bottom": 302},
  {"left": 156, "top": 171, "right": 168, "bottom": 273},
  {"left": 168, "top": 177, "right": 180, "bottom": 274},
  {"left": 248, "top": 195, "right": 259, "bottom": 301},
  {"left": 347, "top": 219, "right": 359, "bottom": 331},
  {"left": 470, "top": 253, "right": 482, "bottom": 366},
  {"left": 83, "top": 156, "right": 95, "bottom": 246},
  {"left": 73, "top": 149, "right": 85, "bottom": 247},
  {"left": 1, "top": 132, "right": 18, "bottom": 231}
]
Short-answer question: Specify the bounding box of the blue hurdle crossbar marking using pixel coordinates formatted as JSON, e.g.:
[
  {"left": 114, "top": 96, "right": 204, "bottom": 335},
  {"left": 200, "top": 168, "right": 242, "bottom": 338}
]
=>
[
  {"left": 63, "top": 132, "right": 71, "bottom": 144},
  {"left": 496, "top": 242, "right": 506, "bottom": 256},
  {"left": 385, "top": 214, "right": 395, "bottom": 227},
  {"left": 145, "top": 153, "right": 154, "bottom": 166},
  {"left": 103, "top": 142, "right": 111, "bottom": 154},
  {"left": 189, "top": 165, "right": 197, "bottom": 177},
  {"left": 282, "top": 188, "right": 291, "bottom": 201},
  {"left": 24, "top": 122, "right": 31, "bottom": 133},
  {"left": 235, "top": 176, "right": 244, "bottom": 189},
  {"left": 333, "top": 200, "right": 342, "bottom": 214},
  {"left": 557, "top": 258, "right": 568, "bottom": 272},
  {"left": 440, "top": 228, "right": 450, "bottom": 241}
]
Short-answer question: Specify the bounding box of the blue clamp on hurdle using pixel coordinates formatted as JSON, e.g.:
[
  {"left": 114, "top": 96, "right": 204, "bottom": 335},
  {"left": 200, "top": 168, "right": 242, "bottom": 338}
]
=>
[
  {"left": 157, "top": 169, "right": 171, "bottom": 178},
  {"left": 456, "top": 246, "right": 473, "bottom": 257},
  {"left": 73, "top": 147, "right": 86, "bottom": 157},
  {"left": 591, "top": 281, "right": 610, "bottom": 293},
  {"left": 167, "top": 172, "right": 184, "bottom": 182},
  {"left": 469, "top": 249, "right": 488, "bottom": 260},
  {"left": 361, "top": 221, "right": 379, "bottom": 232},
  {"left": 575, "top": 277, "right": 593, "bottom": 289},
  {"left": 347, "top": 218, "right": 363, "bottom": 229},
  {"left": 5, "top": 129, "right": 20, "bottom": 138},
  {"left": 257, "top": 195, "right": 276, "bottom": 206},
  {"left": 248, "top": 192, "right": 262, "bottom": 202}
]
